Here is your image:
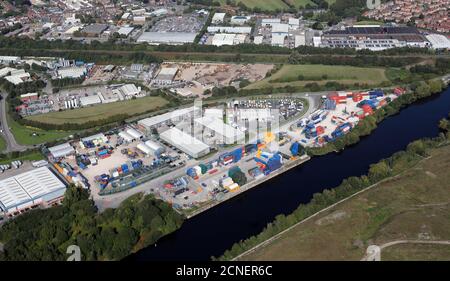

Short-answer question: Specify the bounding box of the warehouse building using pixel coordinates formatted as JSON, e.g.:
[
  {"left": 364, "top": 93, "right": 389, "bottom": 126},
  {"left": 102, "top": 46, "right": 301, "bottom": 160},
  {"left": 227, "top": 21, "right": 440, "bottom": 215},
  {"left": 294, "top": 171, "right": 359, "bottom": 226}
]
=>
[
  {"left": 425, "top": 34, "right": 450, "bottom": 50},
  {"left": 114, "top": 84, "right": 141, "bottom": 97},
  {"left": 137, "top": 32, "right": 197, "bottom": 45},
  {"left": 81, "top": 24, "right": 108, "bottom": 37},
  {"left": 136, "top": 140, "right": 165, "bottom": 157},
  {"left": 194, "top": 116, "right": 245, "bottom": 144},
  {"left": 48, "top": 142, "right": 75, "bottom": 159},
  {"left": 212, "top": 12, "right": 226, "bottom": 24},
  {"left": 0, "top": 167, "right": 67, "bottom": 216},
  {"left": 57, "top": 66, "right": 87, "bottom": 79},
  {"left": 117, "top": 26, "right": 134, "bottom": 37},
  {"left": 0, "top": 56, "right": 20, "bottom": 65},
  {"left": 152, "top": 67, "right": 179, "bottom": 85},
  {"left": 321, "top": 26, "right": 428, "bottom": 51},
  {"left": 207, "top": 26, "right": 252, "bottom": 34},
  {"left": 230, "top": 16, "right": 252, "bottom": 25},
  {"left": 138, "top": 106, "right": 201, "bottom": 132},
  {"left": 80, "top": 95, "right": 101, "bottom": 106},
  {"left": 160, "top": 127, "right": 210, "bottom": 158}
]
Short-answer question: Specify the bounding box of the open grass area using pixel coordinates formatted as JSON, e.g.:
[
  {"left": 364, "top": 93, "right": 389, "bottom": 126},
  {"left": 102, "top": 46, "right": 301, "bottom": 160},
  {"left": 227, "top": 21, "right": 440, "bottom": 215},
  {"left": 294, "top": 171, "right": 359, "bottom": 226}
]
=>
[
  {"left": 382, "top": 244, "right": 450, "bottom": 261},
  {"left": 7, "top": 106, "right": 75, "bottom": 146},
  {"left": 246, "top": 64, "right": 389, "bottom": 89},
  {"left": 219, "top": 0, "right": 289, "bottom": 10},
  {"left": 0, "top": 151, "right": 44, "bottom": 165},
  {"left": 0, "top": 136, "right": 6, "bottom": 152},
  {"left": 26, "top": 96, "right": 169, "bottom": 125},
  {"left": 241, "top": 144, "right": 450, "bottom": 261}
]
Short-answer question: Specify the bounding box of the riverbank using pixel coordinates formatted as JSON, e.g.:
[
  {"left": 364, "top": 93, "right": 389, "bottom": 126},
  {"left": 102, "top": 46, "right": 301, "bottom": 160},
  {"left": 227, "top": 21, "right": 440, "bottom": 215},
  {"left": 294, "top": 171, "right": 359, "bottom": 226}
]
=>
[
  {"left": 127, "top": 85, "right": 450, "bottom": 261},
  {"left": 236, "top": 136, "right": 450, "bottom": 261}
]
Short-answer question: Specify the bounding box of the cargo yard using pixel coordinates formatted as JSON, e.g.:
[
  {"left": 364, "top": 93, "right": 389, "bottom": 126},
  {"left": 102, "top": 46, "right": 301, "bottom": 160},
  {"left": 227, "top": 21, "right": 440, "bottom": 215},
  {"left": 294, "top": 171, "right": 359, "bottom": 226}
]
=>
[{"left": 3, "top": 85, "right": 406, "bottom": 219}]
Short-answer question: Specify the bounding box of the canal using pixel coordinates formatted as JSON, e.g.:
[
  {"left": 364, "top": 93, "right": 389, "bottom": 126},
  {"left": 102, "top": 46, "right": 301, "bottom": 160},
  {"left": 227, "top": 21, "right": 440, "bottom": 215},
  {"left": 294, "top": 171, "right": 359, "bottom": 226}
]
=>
[{"left": 128, "top": 87, "right": 450, "bottom": 261}]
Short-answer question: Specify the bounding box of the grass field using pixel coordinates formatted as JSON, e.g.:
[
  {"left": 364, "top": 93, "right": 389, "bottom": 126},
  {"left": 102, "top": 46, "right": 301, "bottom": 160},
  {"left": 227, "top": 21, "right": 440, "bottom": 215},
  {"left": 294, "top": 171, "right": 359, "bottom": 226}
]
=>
[
  {"left": 0, "top": 136, "right": 6, "bottom": 152},
  {"left": 7, "top": 106, "right": 75, "bottom": 146},
  {"left": 246, "top": 64, "right": 389, "bottom": 89},
  {"left": 241, "top": 144, "right": 450, "bottom": 261},
  {"left": 0, "top": 151, "right": 44, "bottom": 165},
  {"left": 219, "top": 0, "right": 289, "bottom": 10},
  {"left": 26, "top": 96, "right": 169, "bottom": 125}
]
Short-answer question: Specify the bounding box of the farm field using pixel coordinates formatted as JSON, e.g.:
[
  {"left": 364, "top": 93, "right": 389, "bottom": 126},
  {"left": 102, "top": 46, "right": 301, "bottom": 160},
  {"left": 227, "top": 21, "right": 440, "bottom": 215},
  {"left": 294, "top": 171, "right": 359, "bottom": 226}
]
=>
[
  {"left": 26, "top": 96, "right": 169, "bottom": 125},
  {"left": 240, "top": 144, "right": 450, "bottom": 261},
  {"left": 246, "top": 64, "right": 389, "bottom": 89}
]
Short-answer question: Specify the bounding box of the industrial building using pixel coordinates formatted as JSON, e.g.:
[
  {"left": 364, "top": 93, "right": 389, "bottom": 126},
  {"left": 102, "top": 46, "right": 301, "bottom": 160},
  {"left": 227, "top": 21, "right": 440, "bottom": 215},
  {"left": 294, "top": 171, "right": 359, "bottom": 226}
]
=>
[
  {"left": 136, "top": 140, "right": 165, "bottom": 157},
  {"left": 160, "top": 127, "right": 210, "bottom": 158},
  {"left": 0, "top": 167, "right": 67, "bottom": 216},
  {"left": 137, "top": 32, "right": 197, "bottom": 45},
  {"left": 4, "top": 69, "right": 31, "bottom": 85},
  {"left": 211, "top": 33, "right": 246, "bottom": 46},
  {"left": 152, "top": 67, "right": 179, "bottom": 85},
  {"left": 212, "top": 12, "right": 226, "bottom": 24},
  {"left": 81, "top": 24, "right": 109, "bottom": 37},
  {"left": 114, "top": 84, "right": 141, "bottom": 97},
  {"left": 57, "top": 66, "right": 87, "bottom": 79},
  {"left": 137, "top": 106, "right": 201, "bottom": 131},
  {"left": 230, "top": 16, "right": 252, "bottom": 25},
  {"left": 0, "top": 56, "right": 20, "bottom": 65},
  {"left": 425, "top": 34, "right": 450, "bottom": 50},
  {"left": 48, "top": 142, "right": 75, "bottom": 159},
  {"left": 117, "top": 26, "right": 134, "bottom": 37},
  {"left": 321, "top": 26, "right": 428, "bottom": 51},
  {"left": 194, "top": 116, "right": 245, "bottom": 144},
  {"left": 207, "top": 26, "right": 252, "bottom": 34},
  {"left": 80, "top": 95, "right": 101, "bottom": 106}
]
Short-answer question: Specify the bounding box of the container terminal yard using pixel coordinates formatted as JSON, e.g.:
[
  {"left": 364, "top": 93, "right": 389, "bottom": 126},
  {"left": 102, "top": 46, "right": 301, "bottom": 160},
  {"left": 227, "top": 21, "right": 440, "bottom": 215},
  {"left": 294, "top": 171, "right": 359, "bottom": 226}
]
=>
[{"left": 0, "top": 87, "right": 407, "bottom": 219}]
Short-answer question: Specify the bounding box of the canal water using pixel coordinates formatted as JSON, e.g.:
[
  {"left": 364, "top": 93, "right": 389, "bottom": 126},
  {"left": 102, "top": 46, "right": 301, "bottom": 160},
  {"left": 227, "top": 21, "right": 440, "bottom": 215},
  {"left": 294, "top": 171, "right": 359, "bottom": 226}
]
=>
[{"left": 128, "top": 88, "right": 450, "bottom": 261}]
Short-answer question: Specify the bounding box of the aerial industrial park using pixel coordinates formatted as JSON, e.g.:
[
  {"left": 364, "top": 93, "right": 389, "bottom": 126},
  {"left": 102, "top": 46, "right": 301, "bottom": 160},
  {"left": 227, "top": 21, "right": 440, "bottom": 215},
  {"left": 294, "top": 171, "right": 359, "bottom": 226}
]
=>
[{"left": 0, "top": 0, "right": 449, "bottom": 266}]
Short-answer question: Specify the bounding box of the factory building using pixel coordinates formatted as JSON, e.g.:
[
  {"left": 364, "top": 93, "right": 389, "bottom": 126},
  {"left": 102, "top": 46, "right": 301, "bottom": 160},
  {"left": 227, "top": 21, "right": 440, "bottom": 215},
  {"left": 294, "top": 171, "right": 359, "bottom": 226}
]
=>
[
  {"left": 117, "top": 26, "right": 134, "bottom": 37},
  {"left": 230, "top": 16, "right": 252, "bottom": 25},
  {"left": 194, "top": 116, "right": 245, "bottom": 144},
  {"left": 81, "top": 24, "right": 108, "bottom": 37},
  {"left": 137, "top": 106, "right": 201, "bottom": 132},
  {"left": 137, "top": 32, "right": 197, "bottom": 45},
  {"left": 0, "top": 167, "right": 67, "bottom": 216},
  {"left": 425, "top": 34, "right": 450, "bottom": 50},
  {"left": 0, "top": 56, "right": 20, "bottom": 65},
  {"left": 57, "top": 66, "right": 87, "bottom": 79},
  {"left": 321, "top": 26, "right": 428, "bottom": 51},
  {"left": 207, "top": 26, "right": 252, "bottom": 34},
  {"left": 152, "top": 67, "right": 179, "bottom": 85},
  {"left": 137, "top": 140, "right": 165, "bottom": 157},
  {"left": 212, "top": 12, "right": 226, "bottom": 24},
  {"left": 80, "top": 95, "right": 101, "bottom": 106},
  {"left": 114, "top": 84, "right": 141, "bottom": 97},
  {"left": 48, "top": 142, "right": 75, "bottom": 159},
  {"left": 211, "top": 33, "right": 246, "bottom": 46},
  {"left": 160, "top": 127, "right": 210, "bottom": 158}
]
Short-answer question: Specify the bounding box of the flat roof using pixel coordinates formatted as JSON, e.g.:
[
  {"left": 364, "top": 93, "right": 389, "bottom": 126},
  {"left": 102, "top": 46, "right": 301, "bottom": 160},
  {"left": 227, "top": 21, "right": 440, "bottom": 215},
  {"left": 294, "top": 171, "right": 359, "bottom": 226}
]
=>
[
  {"left": 138, "top": 106, "right": 200, "bottom": 128},
  {"left": 426, "top": 34, "right": 450, "bottom": 49},
  {"left": 80, "top": 95, "right": 101, "bottom": 106},
  {"left": 0, "top": 167, "right": 66, "bottom": 212},
  {"left": 160, "top": 127, "right": 210, "bottom": 157},
  {"left": 82, "top": 24, "right": 108, "bottom": 34},
  {"left": 137, "top": 32, "right": 197, "bottom": 44},
  {"left": 194, "top": 116, "right": 245, "bottom": 140}
]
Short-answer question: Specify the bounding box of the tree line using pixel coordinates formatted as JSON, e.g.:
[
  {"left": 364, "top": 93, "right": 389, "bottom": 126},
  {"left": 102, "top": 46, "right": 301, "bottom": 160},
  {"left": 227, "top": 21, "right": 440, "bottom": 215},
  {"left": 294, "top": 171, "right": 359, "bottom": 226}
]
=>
[{"left": 0, "top": 187, "right": 184, "bottom": 261}]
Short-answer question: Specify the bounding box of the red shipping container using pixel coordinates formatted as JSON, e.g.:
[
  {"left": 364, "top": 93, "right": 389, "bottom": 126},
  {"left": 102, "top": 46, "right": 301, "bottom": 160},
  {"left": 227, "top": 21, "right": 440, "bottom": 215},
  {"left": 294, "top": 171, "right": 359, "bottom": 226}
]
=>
[{"left": 316, "top": 126, "right": 325, "bottom": 135}]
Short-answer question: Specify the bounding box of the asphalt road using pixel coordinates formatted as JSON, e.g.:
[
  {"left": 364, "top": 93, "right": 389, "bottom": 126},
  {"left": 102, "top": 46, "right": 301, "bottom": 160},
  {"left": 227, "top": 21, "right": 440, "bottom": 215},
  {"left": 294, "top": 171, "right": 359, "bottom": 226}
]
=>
[{"left": 0, "top": 93, "right": 28, "bottom": 153}]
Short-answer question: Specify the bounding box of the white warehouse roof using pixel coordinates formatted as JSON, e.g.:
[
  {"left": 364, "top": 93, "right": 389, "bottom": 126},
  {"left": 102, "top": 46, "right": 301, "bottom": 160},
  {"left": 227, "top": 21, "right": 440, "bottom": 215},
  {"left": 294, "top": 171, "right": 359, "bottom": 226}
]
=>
[
  {"left": 212, "top": 33, "right": 236, "bottom": 46},
  {"left": 212, "top": 12, "right": 226, "bottom": 23},
  {"left": 0, "top": 167, "right": 66, "bottom": 213},
  {"left": 194, "top": 116, "right": 245, "bottom": 143},
  {"left": 207, "top": 26, "right": 252, "bottom": 34},
  {"left": 137, "top": 32, "right": 197, "bottom": 45},
  {"left": 160, "top": 127, "right": 210, "bottom": 158},
  {"left": 138, "top": 106, "right": 200, "bottom": 129},
  {"left": 426, "top": 34, "right": 450, "bottom": 50},
  {"left": 126, "top": 128, "right": 143, "bottom": 139},
  {"left": 80, "top": 95, "right": 101, "bottom": 106},
  {"left": 57, "top": 66, "right": 87, "bottom": 79},
  {"left": 271, "top": 23, "right": 289, "bottom": 33},
  {"left": 48, "top": 142, "right": 75, "bottom": 158}
]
